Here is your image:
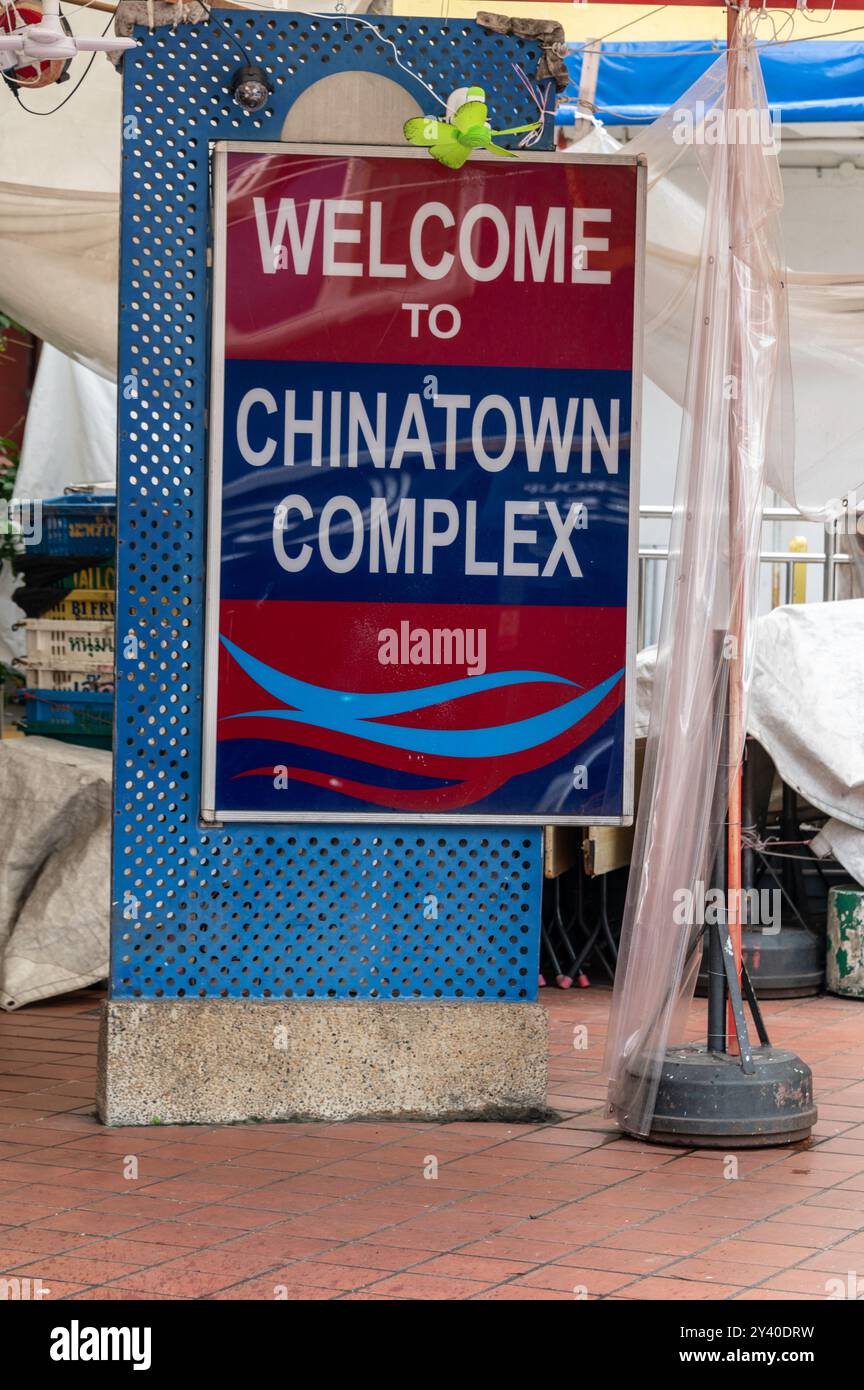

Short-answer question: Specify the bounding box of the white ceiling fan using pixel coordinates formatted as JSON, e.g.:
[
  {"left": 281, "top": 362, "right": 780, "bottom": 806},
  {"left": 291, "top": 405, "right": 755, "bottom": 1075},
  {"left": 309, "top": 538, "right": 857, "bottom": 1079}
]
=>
[{"left": 0, "top": 0, "right": 136, "bottom": 85}]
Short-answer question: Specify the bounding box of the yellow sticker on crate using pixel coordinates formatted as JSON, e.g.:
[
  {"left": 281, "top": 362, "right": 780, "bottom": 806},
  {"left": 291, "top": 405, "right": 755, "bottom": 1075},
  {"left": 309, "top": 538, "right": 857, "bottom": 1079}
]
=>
[
  {"left": 64, "top": 565, "right": 115, "bottom": 591},
  {"left": 66, "top": 520, "right": 115, "bottom": 539},
  {"left": 42, "top": 590, "right": 115, "bottom": 621}
]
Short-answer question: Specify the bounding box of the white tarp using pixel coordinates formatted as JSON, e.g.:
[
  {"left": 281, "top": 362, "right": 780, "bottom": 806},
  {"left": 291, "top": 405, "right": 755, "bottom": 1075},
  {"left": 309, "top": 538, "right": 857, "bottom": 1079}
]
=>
[
  {"left": 636, "top": 598, "right": 864, "bottom": 885},
  {"left": 16, "top": 341, "right": 116, "bottom": 499},
  {"left": 812, "top": 819, "right": 864, "bottom": 889},
  {"left": 0, "top": 737, "right": 111, "bottom": 1011},
  {"left": 748, "top": 599, "right": 864, "bottom": 832}
]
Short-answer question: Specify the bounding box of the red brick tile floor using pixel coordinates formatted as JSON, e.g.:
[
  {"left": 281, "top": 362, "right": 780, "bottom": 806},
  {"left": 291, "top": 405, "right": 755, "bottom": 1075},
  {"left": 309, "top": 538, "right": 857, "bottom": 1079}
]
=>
[{"left": 1, "top": 984, "right": 863, "bottom": 1301}]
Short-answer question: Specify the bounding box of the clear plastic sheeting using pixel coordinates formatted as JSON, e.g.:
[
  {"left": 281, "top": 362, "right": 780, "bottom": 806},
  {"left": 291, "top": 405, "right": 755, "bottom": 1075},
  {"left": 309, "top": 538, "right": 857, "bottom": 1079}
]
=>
[{"left": 605, "top": 30, "right": 789, "bottom": 1135}]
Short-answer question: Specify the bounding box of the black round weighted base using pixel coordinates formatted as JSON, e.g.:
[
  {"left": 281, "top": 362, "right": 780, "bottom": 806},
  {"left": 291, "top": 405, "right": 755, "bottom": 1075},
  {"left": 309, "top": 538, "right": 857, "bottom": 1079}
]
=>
[
  {"left": 697, "top": 927, "right": 824, "bottom": 998},
  {"left": 612, "top": 1044, "right": 817, "bottom": 1148}
]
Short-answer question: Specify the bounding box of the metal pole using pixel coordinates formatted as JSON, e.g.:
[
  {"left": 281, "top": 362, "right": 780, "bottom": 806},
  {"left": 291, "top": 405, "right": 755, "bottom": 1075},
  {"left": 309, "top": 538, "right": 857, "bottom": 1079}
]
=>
[
  {"left": 708, "top": 655, "right": 729, "bottom": 1052},
  {"left": 725, "top": 1, "right": 745, "bottom": 1053},
  {"left": 823, "top": 520, "right": 837, "bottom": 602},
  {"left": 741, "top": 737, "right": 755, "bottom": 895}
]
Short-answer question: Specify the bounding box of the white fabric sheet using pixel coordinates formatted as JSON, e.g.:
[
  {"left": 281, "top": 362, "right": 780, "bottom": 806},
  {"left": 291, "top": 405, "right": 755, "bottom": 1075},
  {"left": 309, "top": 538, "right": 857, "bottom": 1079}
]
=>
[{"left": 16, "top": 343, "right": 116, "bottom": 500}]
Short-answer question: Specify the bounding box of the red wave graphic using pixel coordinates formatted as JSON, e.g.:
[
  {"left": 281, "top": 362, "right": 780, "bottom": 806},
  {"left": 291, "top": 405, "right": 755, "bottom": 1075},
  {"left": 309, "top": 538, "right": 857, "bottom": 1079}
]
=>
[{"left": 228, "top": 681, "right": 624, "bottom": 811}]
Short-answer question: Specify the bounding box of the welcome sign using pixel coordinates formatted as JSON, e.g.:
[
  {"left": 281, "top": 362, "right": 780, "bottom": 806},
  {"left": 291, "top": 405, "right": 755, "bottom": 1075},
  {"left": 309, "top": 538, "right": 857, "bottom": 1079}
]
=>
[{"left": 202, "top": 144, "right": 644, "bottom": 824}]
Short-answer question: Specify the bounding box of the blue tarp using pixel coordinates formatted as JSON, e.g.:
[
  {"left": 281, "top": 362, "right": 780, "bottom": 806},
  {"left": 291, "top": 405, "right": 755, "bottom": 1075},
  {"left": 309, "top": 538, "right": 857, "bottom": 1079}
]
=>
[{"left": 558, "top": 41, "right": 864, "bottom": 125}]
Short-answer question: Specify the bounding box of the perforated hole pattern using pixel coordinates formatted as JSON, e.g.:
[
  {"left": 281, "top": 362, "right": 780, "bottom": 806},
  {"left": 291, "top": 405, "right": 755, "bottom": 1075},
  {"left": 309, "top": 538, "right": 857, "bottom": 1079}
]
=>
[{"left": 114, "top": 13, "right": 548, "bottom": 1001}]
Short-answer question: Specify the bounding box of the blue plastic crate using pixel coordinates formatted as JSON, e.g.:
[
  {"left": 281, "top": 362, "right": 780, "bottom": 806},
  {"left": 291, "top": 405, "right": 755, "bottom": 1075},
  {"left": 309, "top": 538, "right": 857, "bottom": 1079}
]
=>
[
  {"left": 23, "top": 687, "right": 113, "bottom": 733},
  {"left": 29, "top": 494, "right": 117, "bottom": 558}
]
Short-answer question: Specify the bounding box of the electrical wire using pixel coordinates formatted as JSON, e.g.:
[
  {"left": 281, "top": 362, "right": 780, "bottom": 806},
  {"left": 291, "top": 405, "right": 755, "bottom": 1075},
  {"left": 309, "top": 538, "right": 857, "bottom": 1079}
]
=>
[
  {"left": 62, "top": 0, "right": 118, "bottom": 21},
  {"left": 762, "top": 17, "right": 864, "bottom": 45},
  {"left": 748, "top": 5, "right": 797, "bottom": 48},
  {"left": 572, "top": 3, "right": 670, "bottom": 52},
  {"left": 197, "top": 5, "right": 451, "bottom": 109},
  {"left": 567, "top": 23, "right": 864, "bottom": 61},
  {"left": 198, "top": 0, "right": 255, "bottom": 68},
  {"left": 308, "top": 11, "right": 448, "bottom": 109}
]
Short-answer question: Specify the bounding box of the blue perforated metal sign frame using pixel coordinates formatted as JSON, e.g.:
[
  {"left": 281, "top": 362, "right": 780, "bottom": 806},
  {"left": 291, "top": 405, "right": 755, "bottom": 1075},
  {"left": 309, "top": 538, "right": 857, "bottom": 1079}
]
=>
[{"left": 111, "top": 12, "right": 552, "bottom": 1002}]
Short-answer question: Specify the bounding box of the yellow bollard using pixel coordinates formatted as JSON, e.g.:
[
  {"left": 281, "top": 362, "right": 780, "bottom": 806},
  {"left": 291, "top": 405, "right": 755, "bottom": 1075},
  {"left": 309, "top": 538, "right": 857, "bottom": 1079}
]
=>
[{"left": 789, "top": 536, "right": 808, "bottom": 604}]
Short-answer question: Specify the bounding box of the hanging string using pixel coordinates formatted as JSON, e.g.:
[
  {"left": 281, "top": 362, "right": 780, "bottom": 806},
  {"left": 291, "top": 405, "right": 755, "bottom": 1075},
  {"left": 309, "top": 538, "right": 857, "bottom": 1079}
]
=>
[
  {"left": 572, "top": 8, "right": 864, "bottom": 62},
  {"left": 560, "top": 2, "right": 864, "bottom": 130},
  {"left": 741, "top": 827, "right": 821, "bottom": 863},
  {"left": 795, "top": 0, "right": 839, "bottom": 26},
  {"left": 509, "top": 63, "right": 553, "bottom": 148}
]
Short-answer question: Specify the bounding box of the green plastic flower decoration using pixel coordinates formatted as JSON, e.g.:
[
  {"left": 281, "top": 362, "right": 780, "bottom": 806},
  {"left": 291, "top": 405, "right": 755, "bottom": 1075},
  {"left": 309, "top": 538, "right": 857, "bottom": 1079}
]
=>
[{"left": 404, "top": 86, "right": 541, "bottom": 169}]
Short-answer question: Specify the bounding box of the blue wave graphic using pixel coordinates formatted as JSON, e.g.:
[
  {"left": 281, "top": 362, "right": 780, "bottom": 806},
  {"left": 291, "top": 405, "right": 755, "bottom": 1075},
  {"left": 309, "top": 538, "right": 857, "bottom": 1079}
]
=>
[
  {"left": 221, "top": 639, "right": 624, "bottom": 759},
  {"left": 220, "top": 634, "right": 577, "bottom": 720}
]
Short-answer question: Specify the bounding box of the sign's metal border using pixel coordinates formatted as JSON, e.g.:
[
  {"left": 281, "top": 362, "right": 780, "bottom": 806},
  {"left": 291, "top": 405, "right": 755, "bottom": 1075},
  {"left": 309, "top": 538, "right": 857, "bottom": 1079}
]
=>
[{"left": 201, "top": 141, "right": 646, "bottom": 827}]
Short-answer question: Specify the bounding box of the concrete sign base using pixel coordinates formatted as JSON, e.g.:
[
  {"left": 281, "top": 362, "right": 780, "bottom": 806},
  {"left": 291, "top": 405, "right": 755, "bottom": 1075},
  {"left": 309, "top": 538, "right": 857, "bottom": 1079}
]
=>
[{"left": 98, "top": 1000, "right": 549, "bottom": 1125}]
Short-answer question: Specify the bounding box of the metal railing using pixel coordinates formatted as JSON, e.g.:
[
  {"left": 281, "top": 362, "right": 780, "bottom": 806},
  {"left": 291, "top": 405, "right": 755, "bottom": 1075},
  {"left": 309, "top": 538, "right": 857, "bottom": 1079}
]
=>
[{"left": 636, "top": 504, "right": 850, "bottom": 649}]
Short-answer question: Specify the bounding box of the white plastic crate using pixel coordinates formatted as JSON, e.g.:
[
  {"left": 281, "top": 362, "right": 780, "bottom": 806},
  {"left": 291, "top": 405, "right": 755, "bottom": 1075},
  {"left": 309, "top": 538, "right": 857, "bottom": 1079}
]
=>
[
  {"left": 22, "top": 666, "right": 114, "bottom": 693},
  {"left": 23, "top": 620, "right": 114, "bottom": 668}
]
